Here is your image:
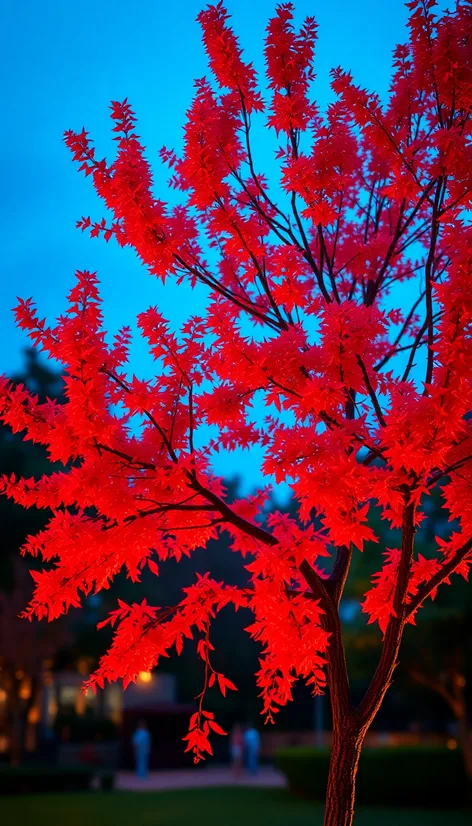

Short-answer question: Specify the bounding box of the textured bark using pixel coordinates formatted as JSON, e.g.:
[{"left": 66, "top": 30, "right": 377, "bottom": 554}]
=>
[
  {"left": 319, "top": 504, "right": 417, "bottom": 825},
  {"left": 323, "top": 728, "right": 365, "bottom": 826}
]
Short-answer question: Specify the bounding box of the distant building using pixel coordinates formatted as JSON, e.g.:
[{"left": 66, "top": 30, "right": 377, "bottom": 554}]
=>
[
  {"left": 43, "top": 667, "right": 194, "bottom": 770},
  {"left": 41, "top": 668, "right": 177, "bottom": 728},
  {"left": 0, "top": 662, "right": 189, "bottom": 767}
]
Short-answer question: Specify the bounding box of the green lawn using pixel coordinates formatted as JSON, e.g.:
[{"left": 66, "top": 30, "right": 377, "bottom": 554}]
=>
[{"left": 1, "top": 788, "right": 470, "bottom": 826}]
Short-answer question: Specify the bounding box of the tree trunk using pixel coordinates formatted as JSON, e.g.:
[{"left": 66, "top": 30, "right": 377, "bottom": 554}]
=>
[
  {"left": 323, "top": 729, "right": 364, "bottom": 826},
  {"left": 308, "top": 502, "right": 415, "bottom": 825}
]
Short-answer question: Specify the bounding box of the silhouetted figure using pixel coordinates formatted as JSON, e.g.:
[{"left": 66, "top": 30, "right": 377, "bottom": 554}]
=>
[
  {"left": 132, "top": 719, "right": 151, "bottom": 778},
  {"left": 243, "top": 724, "right": 260, "bottom": 775},
  {"left": 230, "top": 723, "right": 243, "bottom": 778}
]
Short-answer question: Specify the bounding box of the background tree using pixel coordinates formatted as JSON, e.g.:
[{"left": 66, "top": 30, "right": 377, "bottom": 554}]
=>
[
  {"left": 0, "top": 350, "right": 64, "bottom": 587},
  {"left": 1, "top": 3, "right": 472, "bottom": 825},
  {"left": 401, "top": 485, "right": 472, "bottom": 771},
  {"left": 0, "top": 560, "right": 69, "bottom": 765},
  {"left": 0, "top": 351, "right": 67, "bottom": 764},
  {"left": 405, "top": 580, "right": 472, "bottom": 776}
]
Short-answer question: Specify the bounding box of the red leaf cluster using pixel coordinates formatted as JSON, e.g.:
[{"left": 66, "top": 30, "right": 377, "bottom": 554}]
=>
[{"left": 2, "top": 1, "right": 472, "bottom": 760}]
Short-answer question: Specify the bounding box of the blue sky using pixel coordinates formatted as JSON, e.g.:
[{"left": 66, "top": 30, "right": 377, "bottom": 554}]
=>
[{"left": 1, "top": 0, "right": 410, "bottom": 488}]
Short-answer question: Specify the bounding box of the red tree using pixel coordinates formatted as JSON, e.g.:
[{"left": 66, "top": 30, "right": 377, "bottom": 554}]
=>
[{"left": 1, "top": 2, "right": 472, "bottom": 823}]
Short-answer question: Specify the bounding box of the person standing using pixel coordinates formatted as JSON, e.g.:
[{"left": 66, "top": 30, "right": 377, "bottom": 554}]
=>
[
  {"left": 243, "top": 724, "right": 261, "bottom": 775},
  {"left": 230, "top": 723, "right": 243, "bottom": 779},
  {"left": 132, "top": 719, "right": 151, "bottom": 779}
]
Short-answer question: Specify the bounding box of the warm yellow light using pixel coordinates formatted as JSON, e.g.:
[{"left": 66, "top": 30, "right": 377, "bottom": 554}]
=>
[
  {"left": 0, "top": 736, "right": 9, "bottom": 753},
  {"left": 447, "top": 738, "right": 457, "bottom": 750},
  {"left": 0, "top": 689, "right": 7, "bottom": 703},
  {"left": 15, "top": 670, "right": 24, "bottom": 680},
  {"left": 75, "top": 692, "right": 86, "bottom": 716},
  {"left": 138, "top": 671, "right": 153, "bottom": 684},
  {"left": 27, "top": 707, "right": 40, "bottom": 724},
  {"left": 19, "top": 681, "right": 32, "bottom": 701}
]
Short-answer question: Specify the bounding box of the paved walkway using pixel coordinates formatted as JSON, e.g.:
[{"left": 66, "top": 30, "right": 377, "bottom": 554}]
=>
[{"left": 117, "top": 765, "right": 286, "bottom": 792}]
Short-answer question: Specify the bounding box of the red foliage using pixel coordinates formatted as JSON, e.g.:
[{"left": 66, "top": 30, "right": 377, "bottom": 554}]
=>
[{"left": 2, "top": 1, "right": 472, "bottom": 766}]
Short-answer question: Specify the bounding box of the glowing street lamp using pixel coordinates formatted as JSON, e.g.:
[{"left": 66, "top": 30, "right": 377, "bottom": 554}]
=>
[{"left": 138, "top": 671, "right": 152, "bottom": 684}]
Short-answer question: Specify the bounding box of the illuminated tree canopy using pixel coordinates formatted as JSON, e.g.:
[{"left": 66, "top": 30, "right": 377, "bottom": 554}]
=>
[{"left": 1, "top": 2, "right": 471, "bottom": 823}]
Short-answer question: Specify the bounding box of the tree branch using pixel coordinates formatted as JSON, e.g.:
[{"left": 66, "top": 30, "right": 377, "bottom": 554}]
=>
[
  {"left": 409, "top": 669, "right": 459, "bottom": 715},
  {"left": 356, "top": 356, "right": 386, "bottom": 427},
  {"left": 329, "top": 545, "right": 353, "bottom": 606},
  {"left": 423, "top": 179, "right": 444, "bottom": 390},
  {"left": 300, "top": 559, "right": 352, "bottom": 719},
  {"left": 358, "top": 501, "right": 416, "bottom": 725},
  {"left": 406, "top": 537, "right": 472, "bottom": 617}
]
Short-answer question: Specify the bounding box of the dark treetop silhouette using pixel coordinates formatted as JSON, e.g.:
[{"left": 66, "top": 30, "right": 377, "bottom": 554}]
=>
[{"left": 1, "top": 2, "right": 472, "bottom": 824}]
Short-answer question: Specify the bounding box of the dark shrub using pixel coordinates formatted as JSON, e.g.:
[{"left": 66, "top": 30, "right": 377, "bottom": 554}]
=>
[
  {"left": 99, "top": 772, "right": 115, "bottom": 791},
  {"left": 275, "top": 746, "right": 467, "bottom": 808},
  {"left": 0, "top": 766, "right": 93, "bottom": 795}
]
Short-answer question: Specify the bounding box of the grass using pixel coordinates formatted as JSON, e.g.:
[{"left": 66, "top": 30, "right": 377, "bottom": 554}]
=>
[{"left": 1, "top": 787, "right": 471, "bottom": 826}]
